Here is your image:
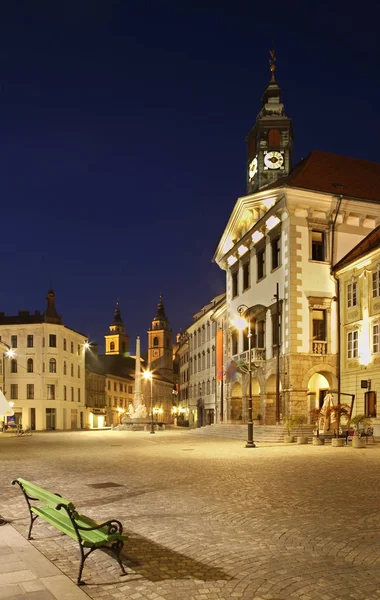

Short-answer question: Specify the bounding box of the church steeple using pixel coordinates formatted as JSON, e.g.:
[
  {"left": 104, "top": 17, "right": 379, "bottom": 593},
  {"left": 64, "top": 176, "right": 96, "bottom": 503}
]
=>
[
  {"left": 246, "top": 49, "right": 293, "bottom": 194},
  {"left": 147, "top": 295, "right": 172, "bottom": 371},
  {"left": 43, "top": 289, "right": 62, "bottom": 324},
  {"left": 104, "top": 301, "right": 129, "bottom": 356}
]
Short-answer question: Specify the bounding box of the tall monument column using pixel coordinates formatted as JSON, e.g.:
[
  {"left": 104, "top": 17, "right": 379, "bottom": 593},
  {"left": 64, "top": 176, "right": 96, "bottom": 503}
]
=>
[{"left": 133, "top": 336, "right": 143, "bottom": 408}]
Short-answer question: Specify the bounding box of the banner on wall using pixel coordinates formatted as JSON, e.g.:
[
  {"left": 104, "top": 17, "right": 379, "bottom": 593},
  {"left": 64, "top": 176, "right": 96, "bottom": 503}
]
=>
[{"left": 216, "top": 328, "right": 223, "bottom": 381}]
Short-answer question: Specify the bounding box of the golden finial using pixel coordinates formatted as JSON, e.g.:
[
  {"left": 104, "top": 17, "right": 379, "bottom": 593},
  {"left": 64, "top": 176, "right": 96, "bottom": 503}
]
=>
[{"left": 269, "top": 49, "right": 276, "bottom": 79}]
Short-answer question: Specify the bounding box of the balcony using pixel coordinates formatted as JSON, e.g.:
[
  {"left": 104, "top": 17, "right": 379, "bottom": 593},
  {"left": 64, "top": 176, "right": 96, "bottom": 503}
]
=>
[
  {"left": 233, "top": 348, "right": 266, "bottom": 363},
  {"left": 312, "top": 341, "right": 328, "bottom": 355}
]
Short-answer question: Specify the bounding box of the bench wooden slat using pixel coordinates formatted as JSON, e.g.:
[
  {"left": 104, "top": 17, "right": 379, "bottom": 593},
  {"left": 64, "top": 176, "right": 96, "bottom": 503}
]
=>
[
  {"left": 17, "top": 477, "right": 74, "bottom": 510},
  {"left": 31, "top": 506, "right": 124, "bottom": 547}
]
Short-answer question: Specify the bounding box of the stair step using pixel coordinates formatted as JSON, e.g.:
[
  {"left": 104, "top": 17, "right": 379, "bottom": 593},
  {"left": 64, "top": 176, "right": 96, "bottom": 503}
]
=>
[{"left": 188, "top": 424, "right": 314, "bottom": 443}]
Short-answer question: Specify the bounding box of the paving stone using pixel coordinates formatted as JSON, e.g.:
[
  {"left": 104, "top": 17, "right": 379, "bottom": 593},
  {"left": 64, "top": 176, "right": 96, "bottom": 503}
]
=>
[{"left": 1, "top": 430, "right": 380, "bottom": 599}]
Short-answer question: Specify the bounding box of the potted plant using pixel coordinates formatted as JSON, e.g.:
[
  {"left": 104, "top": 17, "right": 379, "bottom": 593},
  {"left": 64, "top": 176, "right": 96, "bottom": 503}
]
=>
[
  {"left": 294, "top": 414, "right": 308, "bottom": 444},
  {"left": 283, "top": 415, "right": 297, "bottom": 443},
  {"left": 349, "top": 414, "right": 371, "bottom": 448},
  {"left": 328, "top": 403, "right": 350, "bottom": 447},
  {"left": 310, "top": 408, "right": 324, "bottom": 445}
]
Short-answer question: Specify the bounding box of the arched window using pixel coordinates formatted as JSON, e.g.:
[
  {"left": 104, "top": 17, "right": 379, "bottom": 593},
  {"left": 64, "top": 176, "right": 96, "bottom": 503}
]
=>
[
  {"left": 63, "top": 361, "right": 67, "bottom": 375},
  {"left": 49, "top": 358, "right": 57, "bottom": 373},
  {"left": 153, "top": 337, "right": 159, "bottom": 346},
  {"left": 27, "top": 358, "right": 33, "bottom": 373},
  {"left": 110, "top": 341, "right": 115, "bottom": 351},
  {"left": 11, "top": 359, "right": 17, "bottom": 373}
]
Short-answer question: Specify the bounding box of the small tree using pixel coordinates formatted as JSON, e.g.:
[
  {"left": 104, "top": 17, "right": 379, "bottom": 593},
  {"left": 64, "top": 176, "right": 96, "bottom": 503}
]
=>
[
  {"left": 283, "top": 415, "right": 298, "bottom": 436},
  {"left": 309, "top": 408, "right": 322, "bottom": 437},
  {"left": 326, "top": 403, "right": 350, "bottom": 437},
  {"left": 349, "top": 414, "right": 372, "bottom": 437}
]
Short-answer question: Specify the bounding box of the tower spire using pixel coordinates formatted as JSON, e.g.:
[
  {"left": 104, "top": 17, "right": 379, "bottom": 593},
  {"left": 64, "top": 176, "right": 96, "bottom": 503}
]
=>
[{"left": 269, "top": 48, "right": 276, "bottom": 80}]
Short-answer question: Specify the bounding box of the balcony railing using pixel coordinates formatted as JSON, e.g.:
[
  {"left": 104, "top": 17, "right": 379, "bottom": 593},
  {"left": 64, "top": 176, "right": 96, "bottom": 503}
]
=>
[
  {"left": 233, "top": 348, "right": 266, "bottom": 363},
  {"left": 312, "top": 341, "right": 328, "bottom": 354}
]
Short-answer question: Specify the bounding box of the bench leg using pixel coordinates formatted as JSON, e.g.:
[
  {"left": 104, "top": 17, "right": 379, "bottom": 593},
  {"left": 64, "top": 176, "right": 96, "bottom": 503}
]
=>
[
  {"left": 77, "top": 546, "right": 96, "bottom": 585},
  {"left": 111, "top": 540, "right": 127, "bottom": 576},
  {"left": 28, "top": 514, "right": 39, "bottom": 540}
]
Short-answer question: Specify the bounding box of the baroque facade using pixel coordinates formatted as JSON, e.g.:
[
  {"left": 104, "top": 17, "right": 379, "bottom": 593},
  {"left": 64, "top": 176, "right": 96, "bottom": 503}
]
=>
[
  {"left": 334, "top": 226, "right": 380, "bottom": 436},
  {"left": 213, "top": 62, "right": 380, "bottom": 425},
  {"left": 0, "top": 290, "right": 87, "bottom": 430}
]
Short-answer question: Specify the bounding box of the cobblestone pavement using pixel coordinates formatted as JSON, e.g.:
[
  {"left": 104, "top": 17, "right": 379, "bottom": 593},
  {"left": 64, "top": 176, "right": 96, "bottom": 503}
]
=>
[{"left": 1, "top": 430, "right": 380, "bottom": 600}]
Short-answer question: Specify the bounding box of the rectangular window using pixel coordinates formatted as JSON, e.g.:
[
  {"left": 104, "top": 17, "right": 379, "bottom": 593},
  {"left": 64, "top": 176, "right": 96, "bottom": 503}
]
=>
[
  {"left": 232, "top": 271, "right": 238, "bottom": 298},
  {"left": 348, "top": 330, "right": 358, "bottom": 359},
  {"left": 365, "top": 391, "right": 377, "bottom": 418},
  {"left": 71, "top": 387, "right": 74, "bottom": 402},
  {"left": 347, "top": 282, "right": 357, "bottom": 308},
  {"left": 10, "top": 335, "right": 17, "bottom": 348},
  {"left": 373, "top": 272, "right": 380, "bottom": 298},
  {"left": 47, "top": 384, "right": 55, "bottom": 400},
  {"left": 10, "top": 384, "right": 18, "bottom": 399},
  {"left": 11, "top": 360, "right": 17, "bottom": 373},
  {"left": 257, "top": 320, "right": 265, "bottom": 348},
  {"left": 231, "top": 331, "right": 238, "bottom": 355},
  {"left": 107, "top": 381, "right": 111, "bottom": 390},
  {"left": 128, "top": 385, "right": 133, "bottom": 394},
  {"left": 78, "top": 389, "right": 80, "bottom": 403},
  {"left": 373, "top": 324, "right": 379, "bottom": 354},
  {"left": 312, "top": 310, "right": 326, "bottom": 340},
  {"left": 242, "top": 261, "right": 250, "bottom": 291},
  {"left": 114, "top": 382, "right": 117, "bottom": 391},
  {"left": 49, "top": 334, "right": 57, "bottom": 347},
  {"left": 77, "top": 345, "right": 80, "bottom": 356},
  {"left": 271, "top": 237, "right": 280, "bottom": 270},
  {"left": 311, "top": 230, "right": 326, "bottom": 261},
  {"left": 64, "top": 385, "right": 67, "bottom": 401},
  {"left": 27, "top": 335, "right": 34, "bottom": 348},
  {"left": 63, "top": 338, "right": 67, "bottom": 351},
  {"left": 71, "top": 342, "right": 74, "bottom": 353},
  {"left": 257, "top": 248, "right": 265, "bottom": 280},
  {"left": 27, "top": 384, "right": 34, "bottom": 400}
]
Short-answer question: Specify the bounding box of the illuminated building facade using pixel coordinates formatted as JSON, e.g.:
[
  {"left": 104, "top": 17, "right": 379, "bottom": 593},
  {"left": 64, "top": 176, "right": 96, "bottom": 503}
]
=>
[{"left": 334, "top": 226, "right": 380, "bottom": 435}]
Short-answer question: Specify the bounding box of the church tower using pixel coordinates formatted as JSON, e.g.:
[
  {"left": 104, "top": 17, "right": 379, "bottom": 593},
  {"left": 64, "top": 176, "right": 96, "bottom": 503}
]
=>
[
  {"left": 246, "top": 50, "right": 293, "bottom": 194},
  {"left": 147, "top": 295, "right": 173, "bottom": 371},
  {"left": 104, "top": 301, "right": 129, "bottom": 356}
]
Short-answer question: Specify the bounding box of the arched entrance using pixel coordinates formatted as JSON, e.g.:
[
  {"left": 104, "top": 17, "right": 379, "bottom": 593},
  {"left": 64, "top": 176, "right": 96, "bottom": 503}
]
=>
[
  {"left": 307, "top": 372, "right": 331, "bottom": 412},
  {"left": 230, "top": 382, "right": 242, "bottom": 422}
]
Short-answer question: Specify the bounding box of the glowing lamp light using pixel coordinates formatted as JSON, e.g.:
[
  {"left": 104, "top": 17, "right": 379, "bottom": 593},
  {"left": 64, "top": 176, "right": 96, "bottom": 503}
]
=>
[
  {"left": 238, "top": 244, "right": 248, "bottom": 257},
  {"left": 9, "top": 401, "right": 15, "bottom": 408},
  {"left": 84, "top": 342, "right": 91, "bottom": 350},
  {"left": 143, "top": 370, "right": 152, "bottom": 381},
  {"left": 266, "top": 215, "right": 280, "bottom": 231},
  {"left": 227, "top": 255, "right": 238, "bottom": 266},
  {"left": 252, "top": 231, "right": 264, "bottom": 244},
  {"left": 233, "top": 316, "right": 248, "bottom": 331},
  {"left": 5, "top": 349, "right": 15, "bottom": 358}
]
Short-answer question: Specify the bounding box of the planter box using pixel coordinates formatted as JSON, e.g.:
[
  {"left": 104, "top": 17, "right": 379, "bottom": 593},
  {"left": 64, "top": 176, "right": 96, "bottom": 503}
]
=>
[
  {"left": 313, "top": 437, "right": 325, "bottom": 446},
  {"left": 284, "top": 435, "right": 294, "bottom": 443},
  {"left": 297, "top": 436, "right": 308, "bottom": 445},
  {"left": 331, "top": 438, "right": 345, "bottom": 447},
  {"left": 352, "top": 437, "right": 366, "bottom": 448}
]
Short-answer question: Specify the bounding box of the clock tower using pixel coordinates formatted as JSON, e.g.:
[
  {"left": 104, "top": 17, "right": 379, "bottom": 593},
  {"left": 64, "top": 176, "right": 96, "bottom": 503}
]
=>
[
  {"left": 147, "top": 295, "right": 173, "bottom": 372},
  {"left": 246, "top": 50, "right": 293, "bottom": 194}
]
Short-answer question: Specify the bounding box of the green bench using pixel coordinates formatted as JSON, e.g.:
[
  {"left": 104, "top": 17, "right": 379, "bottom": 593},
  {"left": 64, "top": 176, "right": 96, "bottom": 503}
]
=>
[{"left": 12, "top": 477, "right": 128, "bottom": 585}]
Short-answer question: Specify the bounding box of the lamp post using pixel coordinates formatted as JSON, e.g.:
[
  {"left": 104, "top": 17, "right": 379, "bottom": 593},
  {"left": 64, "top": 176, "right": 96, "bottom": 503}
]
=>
[
  {"left": 235, "top": 305, "right": 256, "bottom": 448},
  {"left": 143, "top": 370, "right": 155, "bottom": 434},
  {"left": 0, "top": 342, "right": 15, "bottom": 429}
]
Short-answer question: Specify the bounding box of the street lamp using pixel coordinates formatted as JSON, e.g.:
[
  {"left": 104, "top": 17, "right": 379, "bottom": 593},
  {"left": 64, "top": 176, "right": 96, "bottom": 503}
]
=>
[
  {"left": 234, "top": 305, "right": 256, "bottom": 448},
  {"left": 143, "top": 370, "right": 155, "bottom": 434}
]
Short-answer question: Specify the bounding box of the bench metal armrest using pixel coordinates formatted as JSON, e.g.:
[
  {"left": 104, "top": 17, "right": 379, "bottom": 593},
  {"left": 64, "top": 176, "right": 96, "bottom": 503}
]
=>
[{"left": 56, "top": 504, "right": 123, "bottom": 536}]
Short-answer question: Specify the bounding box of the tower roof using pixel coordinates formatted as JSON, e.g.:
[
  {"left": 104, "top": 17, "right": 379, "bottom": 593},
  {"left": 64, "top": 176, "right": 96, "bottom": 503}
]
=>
[
  {"left": 154, "top": 295, "right": 168, "bottom": 322},
  {"left": 43, "top": 289, "right": 62, "bottom": 324},
  {"left": 111, "top": 301, "right": 124, "bottom": 327}
]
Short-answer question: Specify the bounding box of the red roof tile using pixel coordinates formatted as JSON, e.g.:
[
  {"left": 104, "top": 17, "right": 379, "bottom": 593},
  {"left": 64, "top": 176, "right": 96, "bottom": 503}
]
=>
[{"left": 267, "top": 151, "right": 380, "bottom": 202}]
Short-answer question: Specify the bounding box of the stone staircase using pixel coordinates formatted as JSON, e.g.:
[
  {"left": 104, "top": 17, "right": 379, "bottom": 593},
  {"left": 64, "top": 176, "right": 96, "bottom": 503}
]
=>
[{"left": 187, "top": 423, "right": 315, "bottom": 443}]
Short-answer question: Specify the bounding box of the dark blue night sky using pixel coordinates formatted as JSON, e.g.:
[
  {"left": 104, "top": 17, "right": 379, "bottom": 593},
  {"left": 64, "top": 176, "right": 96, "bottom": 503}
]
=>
[{"left": 1, "top": 1, "right": 379, "bottom": 351}]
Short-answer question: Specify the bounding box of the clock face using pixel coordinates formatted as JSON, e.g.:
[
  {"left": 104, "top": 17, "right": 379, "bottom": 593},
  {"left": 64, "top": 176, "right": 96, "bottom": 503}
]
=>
[
  {"left": 153, "top": 349, "right": 159, "bottom": 357},
  {"left": 264, "top": 151, "right": 284, "bottom": 170},
  {"left": 248, "top": 156, "right": 258, "bottom": 181}
]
